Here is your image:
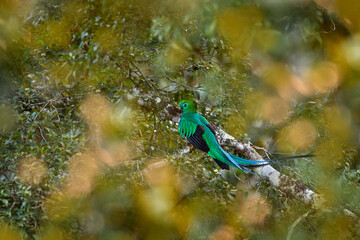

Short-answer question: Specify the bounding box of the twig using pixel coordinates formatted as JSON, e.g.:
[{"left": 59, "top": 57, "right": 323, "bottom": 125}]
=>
[
  {"left": 37, "top": 125, "right": 49, "bottom": 145},
  {"left": 130, "top": 61, "right": 157, "bottom": 91},
  {"left": 286, "top": 209, "right": 313, "bottom": 240}
]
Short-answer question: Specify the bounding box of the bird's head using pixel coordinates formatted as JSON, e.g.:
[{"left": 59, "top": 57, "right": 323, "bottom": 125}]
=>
[{"left": 179, "top": 100, "right": 197, "bottom": 113}]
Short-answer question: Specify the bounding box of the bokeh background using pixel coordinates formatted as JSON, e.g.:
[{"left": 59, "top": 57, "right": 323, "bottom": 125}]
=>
[{"left": 0, "top": 0, "right": 360, "bottom": 239}]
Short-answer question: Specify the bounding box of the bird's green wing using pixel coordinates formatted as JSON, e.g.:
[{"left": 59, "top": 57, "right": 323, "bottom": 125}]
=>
[
  {"left": 179, "top": 117, "right": 198, "bottom": 138},
  {"left": 198, "top": 115, "right": 217, "bottom": 136}
]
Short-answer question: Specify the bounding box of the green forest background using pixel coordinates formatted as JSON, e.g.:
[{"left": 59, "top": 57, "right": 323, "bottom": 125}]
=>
[{"left": 1, "top": 0, "right": 360, "bottom": 239}]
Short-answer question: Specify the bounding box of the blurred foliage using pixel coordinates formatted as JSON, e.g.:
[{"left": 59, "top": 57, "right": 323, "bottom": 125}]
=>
[{"left": 1, "top": 0, "right": 360, "bottom": 239}]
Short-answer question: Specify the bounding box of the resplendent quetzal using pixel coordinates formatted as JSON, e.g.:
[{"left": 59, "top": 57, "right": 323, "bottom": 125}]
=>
[{"left": 178, "top": 100, "right": 306, "bottom": 173}]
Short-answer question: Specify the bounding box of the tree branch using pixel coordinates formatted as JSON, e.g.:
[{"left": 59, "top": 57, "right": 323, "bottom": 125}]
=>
[
  {"left": 131, "top": 88, "right": 357, "bottom": 218},
  {"left": 216, "top": 128, "right": 319, "bottom": 205}
]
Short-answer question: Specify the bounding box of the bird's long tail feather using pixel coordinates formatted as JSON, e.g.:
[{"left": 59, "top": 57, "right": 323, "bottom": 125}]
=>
[
  {"left": 228, "top": 153, "right": 270, "bottom": 166},
  {"left": 216, "top": 147, "right": 313, "bottom": 174},
  {"left": 229, "top": 153, "right": 314, "bottom": 168},
  {"left": 217, "top": 148, "right": 269, "bottom": 175},
  {"left": 264, "top": 153, "right": 314, "bottom": 162}
]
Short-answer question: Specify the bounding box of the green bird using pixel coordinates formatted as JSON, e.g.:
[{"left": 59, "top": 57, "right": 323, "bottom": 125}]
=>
[{"left": 178, "top": 100, "right": 271, "bottom": 173}]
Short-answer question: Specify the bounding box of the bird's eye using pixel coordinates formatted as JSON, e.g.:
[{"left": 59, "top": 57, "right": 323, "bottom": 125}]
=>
[{"left": 184, "top": 104, "right": 187, "bottom": 107}]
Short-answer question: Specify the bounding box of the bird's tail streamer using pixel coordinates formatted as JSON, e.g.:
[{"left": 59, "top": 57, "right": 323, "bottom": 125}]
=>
[{"left": 230, "top": 153, "right": 314, "bottom": 168}]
